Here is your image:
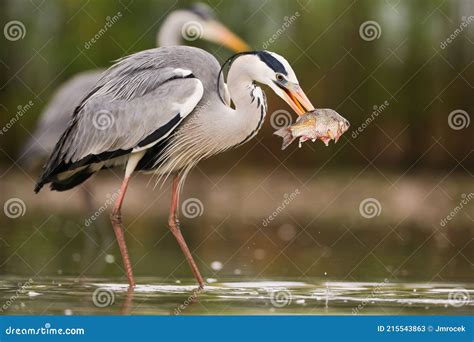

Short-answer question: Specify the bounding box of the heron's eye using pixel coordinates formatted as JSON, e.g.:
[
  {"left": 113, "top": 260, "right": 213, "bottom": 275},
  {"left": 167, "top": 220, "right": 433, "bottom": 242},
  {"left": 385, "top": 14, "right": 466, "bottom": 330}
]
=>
[{"left": 276, "top": 73, "right": 285, "bottom": 82}]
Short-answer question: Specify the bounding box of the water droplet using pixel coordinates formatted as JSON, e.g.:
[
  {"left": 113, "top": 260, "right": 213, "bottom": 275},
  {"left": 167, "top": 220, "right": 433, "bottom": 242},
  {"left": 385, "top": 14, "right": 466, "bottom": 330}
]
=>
[
  {"left": 72, "top": 253, "right": 81, "bottom": 262},
  {"left": 210, "top": 261, "right": 223, "bottom": 271},
  {"left": 105, "top": 254, "right": 115, "bottom": 264},
  {"left": 277, "top": 223, "right": 297, "bottom": 241}
]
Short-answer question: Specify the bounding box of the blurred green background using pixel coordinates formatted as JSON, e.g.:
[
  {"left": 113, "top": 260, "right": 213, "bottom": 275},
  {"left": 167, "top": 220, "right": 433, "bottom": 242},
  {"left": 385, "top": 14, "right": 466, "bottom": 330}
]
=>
[
  {"left": 0, "top": 0, "right": 472, "bottom": 167},
  {"left": 0, "top": 0, "right": 472, "bottom": 291}
]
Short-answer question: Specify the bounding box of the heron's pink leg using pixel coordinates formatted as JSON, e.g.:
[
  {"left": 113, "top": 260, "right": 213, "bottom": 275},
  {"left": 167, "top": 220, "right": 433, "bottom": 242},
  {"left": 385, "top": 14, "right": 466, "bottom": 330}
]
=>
[
  {"left": 110, "top": 176, "right": 136, "bottom": 287},
  {"left": 168, "top": 175, "right": 205, "bottom": 288}
]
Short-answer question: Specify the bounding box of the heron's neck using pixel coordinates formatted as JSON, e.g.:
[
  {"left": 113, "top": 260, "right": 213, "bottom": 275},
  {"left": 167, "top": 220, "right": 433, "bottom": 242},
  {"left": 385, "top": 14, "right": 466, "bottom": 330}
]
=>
[
  {"left": 225, "top": 70, "right": 267, "bottom": 145},
  {"left": 157, "top": 12, "right": 186, "bottom": 47}
]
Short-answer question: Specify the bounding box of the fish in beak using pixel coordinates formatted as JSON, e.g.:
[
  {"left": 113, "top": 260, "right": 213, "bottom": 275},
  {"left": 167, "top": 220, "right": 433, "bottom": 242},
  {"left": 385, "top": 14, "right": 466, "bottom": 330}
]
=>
[
  {"left": 274, "top": 109, "right": 350, "bottom": 150},
  {"left": 204, "top": 20, "right": 250, "bottom": 52}
]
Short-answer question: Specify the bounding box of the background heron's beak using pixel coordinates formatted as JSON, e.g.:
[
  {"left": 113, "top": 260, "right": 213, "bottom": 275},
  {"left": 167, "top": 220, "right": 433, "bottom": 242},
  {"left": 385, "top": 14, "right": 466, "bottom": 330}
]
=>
[
  {"left": 204, "top": 20, "right": 250, "bottom": 52},
  {"left": 281, "top": 83, "right": 315, "bottom": 115}
]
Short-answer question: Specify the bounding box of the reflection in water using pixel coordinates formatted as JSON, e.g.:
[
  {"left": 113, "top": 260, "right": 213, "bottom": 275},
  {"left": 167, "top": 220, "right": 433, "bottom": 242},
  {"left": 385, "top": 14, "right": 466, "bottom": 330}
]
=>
[
  {"left": 1, "top": 202, "right": 472, "bottom": 316},
  {"left": 0, "top": 277, "right": 472, "bottom": 315},
  {"left": 1, "top": 212, "right": 472, "bottom": 283}
]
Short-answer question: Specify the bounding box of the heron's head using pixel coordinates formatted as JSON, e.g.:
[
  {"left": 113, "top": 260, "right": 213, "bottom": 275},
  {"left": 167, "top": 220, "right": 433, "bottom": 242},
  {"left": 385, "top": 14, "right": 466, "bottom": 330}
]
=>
[
  {"left": 158, "top": 3, "right": 249, "bottom": 52},
  {"left": 227, "top": 51, "right": 315, "bottom": 115}
]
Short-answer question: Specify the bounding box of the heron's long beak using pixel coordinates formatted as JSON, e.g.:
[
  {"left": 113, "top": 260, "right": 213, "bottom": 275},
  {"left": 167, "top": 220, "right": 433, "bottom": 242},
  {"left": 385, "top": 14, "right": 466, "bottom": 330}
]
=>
[
  {"left": 205, "top": 20, "right": 250, "bottom": 52},
  {"left": 280, "top": 82, "right": 315, "bottom": 115}
]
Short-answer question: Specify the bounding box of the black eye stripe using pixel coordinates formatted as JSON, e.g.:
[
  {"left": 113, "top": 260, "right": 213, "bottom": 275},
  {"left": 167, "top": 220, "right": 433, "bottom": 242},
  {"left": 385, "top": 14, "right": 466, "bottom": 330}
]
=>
[
  {"left": 257, "top": 51, "right": 288, "bottom": 75},
  {"left": 188, "top": 4, "right": 215, "bottom": 20}
]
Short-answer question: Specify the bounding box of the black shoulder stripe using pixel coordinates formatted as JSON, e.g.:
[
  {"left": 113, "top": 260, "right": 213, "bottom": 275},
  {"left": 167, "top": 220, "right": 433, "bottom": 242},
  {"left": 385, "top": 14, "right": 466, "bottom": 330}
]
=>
[{"left": 137, "top": 113, "right": 181, "bottom": 148}]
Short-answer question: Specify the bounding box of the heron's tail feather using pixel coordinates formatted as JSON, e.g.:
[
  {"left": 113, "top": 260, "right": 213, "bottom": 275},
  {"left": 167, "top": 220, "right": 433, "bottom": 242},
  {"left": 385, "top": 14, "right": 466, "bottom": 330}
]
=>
[
  {"left": 273, "top": 127, "right": 295, "bottom": 150},
  {"left": 35, "top": 167, "right": 94, "bottom": 193}
]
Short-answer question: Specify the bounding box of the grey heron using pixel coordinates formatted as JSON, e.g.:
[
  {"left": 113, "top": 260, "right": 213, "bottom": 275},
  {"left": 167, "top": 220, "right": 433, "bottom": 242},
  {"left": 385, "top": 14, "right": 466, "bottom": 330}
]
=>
[
  {"left": 20, "top": 3, "right": 248, "bottom": 167},
  {"left": 35, "top": 46, "right": 314, "bottom": 288}
]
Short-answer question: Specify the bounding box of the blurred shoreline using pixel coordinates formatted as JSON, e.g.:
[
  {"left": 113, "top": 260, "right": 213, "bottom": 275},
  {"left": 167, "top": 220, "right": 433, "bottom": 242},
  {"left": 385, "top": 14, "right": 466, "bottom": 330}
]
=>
[{"left": 1, "top": 168, "right": 472, "bottom": 229}]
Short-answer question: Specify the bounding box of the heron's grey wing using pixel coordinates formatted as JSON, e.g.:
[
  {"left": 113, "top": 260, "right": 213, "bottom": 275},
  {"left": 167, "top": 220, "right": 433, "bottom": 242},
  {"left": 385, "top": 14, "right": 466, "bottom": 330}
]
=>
[
  {"left": 20, "top": 70, "right": 103, "bottom": 166},
  {"left": 37, "top": 65, "right": 203, "bottom": 189},
  {"left": 65, "top": 70, "right": 203, "bottom": 163}
]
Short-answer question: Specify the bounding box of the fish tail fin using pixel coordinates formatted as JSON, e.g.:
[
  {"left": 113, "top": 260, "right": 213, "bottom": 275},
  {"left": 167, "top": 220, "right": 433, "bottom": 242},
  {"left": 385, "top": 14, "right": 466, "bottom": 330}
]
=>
[{"left": 274, "top": 127, "right": 296, "bottom": 150}]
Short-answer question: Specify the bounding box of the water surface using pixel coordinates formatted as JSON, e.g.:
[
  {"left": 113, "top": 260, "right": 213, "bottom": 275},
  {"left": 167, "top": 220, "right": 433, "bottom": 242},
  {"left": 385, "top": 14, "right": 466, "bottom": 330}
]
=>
[{"left": 1, "top": 277, "right": 472, "bottom": 315}]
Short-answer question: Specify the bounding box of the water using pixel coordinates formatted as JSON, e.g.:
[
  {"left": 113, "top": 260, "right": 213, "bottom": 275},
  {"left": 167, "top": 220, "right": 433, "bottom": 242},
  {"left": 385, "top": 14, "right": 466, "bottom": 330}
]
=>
[
  {"left": 1, "top": 177, "right": 473, "bottom": 315},
  {"left": 0, "top": 277, "right": 472, "bottom": 315}
]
